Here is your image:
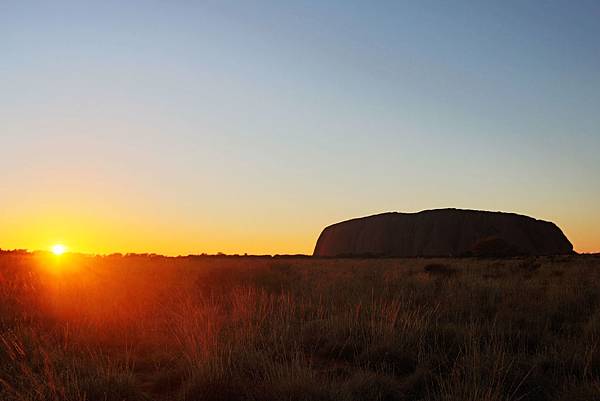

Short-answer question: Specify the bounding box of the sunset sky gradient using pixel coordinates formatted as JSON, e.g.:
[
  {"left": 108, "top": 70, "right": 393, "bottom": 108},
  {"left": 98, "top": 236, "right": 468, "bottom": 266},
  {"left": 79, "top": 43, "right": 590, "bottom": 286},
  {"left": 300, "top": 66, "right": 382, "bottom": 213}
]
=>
[{"left": 2, "top": 1, "right": 599, "bottom": 255}]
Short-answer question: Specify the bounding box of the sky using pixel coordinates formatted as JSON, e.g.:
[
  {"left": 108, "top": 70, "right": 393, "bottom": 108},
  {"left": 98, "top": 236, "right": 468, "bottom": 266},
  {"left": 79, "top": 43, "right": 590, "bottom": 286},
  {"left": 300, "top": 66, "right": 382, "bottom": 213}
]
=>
[{"left": 1, "top": 1, "right": 599, "bottom": 255}]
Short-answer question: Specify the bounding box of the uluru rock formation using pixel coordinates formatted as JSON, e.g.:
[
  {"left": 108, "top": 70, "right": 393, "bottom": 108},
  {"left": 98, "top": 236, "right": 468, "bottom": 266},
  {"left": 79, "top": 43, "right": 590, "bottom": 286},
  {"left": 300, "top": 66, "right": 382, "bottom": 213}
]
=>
[{"left": 313, "top": 209, "right": 573, "bottom": 257}]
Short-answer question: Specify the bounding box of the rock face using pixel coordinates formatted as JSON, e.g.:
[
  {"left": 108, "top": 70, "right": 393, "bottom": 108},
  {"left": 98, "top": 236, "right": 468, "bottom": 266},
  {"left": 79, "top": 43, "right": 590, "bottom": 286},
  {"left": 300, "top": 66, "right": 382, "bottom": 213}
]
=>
[{"left": 313, "top": 209, "right": 573, "bottom": 257}]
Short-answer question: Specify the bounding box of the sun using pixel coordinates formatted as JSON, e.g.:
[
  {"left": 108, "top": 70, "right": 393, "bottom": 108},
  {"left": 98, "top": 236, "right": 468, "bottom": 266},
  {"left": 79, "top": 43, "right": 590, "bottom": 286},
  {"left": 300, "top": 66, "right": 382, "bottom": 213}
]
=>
[{"left": 51, "top": 244, "right": 67, "bottom": 255}]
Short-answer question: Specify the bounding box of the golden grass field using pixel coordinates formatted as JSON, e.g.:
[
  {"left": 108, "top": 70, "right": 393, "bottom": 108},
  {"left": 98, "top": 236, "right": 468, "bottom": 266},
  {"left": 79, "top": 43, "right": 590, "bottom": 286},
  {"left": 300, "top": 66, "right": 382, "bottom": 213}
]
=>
[{"left": 1, "top": 251, "right": 599, "bottom": 401}]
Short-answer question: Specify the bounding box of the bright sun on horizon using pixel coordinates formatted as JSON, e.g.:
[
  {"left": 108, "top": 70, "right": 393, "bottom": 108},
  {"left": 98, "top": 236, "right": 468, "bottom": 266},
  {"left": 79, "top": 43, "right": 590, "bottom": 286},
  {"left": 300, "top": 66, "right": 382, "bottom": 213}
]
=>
[{"left": 51, "top": 244, "right": 67, "bottom": 256}]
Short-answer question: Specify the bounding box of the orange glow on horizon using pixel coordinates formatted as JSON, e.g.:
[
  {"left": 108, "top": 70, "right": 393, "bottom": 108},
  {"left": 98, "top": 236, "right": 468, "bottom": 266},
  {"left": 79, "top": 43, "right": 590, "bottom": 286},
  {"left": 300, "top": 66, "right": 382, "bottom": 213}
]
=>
[{"left": 0, "top": 207, "right": 598, "bottom": 256}]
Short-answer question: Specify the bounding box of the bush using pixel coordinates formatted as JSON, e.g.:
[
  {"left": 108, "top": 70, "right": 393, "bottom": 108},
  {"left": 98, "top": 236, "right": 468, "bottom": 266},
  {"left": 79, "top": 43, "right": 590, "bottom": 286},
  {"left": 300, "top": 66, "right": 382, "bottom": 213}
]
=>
[
  {"left": 469, "top": 236, "right": 522, "bottom": 257},
  {"left": 423, "top": 263, "right": 457, "bottom": 276}
]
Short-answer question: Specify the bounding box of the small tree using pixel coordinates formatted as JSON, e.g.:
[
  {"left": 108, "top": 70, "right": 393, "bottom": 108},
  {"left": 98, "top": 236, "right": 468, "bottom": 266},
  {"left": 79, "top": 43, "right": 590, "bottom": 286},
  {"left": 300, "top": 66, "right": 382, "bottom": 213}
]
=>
[{"left": 470, "top": 236, "right": 522, "bottom": 257}]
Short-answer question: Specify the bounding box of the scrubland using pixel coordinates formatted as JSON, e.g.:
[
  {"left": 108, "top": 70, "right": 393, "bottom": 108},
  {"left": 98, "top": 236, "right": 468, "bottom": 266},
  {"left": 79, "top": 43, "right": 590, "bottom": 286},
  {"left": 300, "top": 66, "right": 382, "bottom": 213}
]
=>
[{"left": 0, "top": 251, "right": 599, "bottom": 400}]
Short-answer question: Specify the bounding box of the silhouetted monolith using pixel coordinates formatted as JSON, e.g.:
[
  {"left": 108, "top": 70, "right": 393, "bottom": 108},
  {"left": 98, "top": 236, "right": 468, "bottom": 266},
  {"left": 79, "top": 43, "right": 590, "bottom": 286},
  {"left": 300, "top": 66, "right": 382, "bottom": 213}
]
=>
[{"left": 313, "top": 209, "right": 573, "bottom": 257}]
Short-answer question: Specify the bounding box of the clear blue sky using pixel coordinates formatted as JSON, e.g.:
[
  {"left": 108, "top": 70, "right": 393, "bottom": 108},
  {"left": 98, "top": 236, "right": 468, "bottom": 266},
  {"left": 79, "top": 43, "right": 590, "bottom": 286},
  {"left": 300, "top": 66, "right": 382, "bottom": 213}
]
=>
[{"left": 1, "top": 1, "right": 599, "bottom": 254}]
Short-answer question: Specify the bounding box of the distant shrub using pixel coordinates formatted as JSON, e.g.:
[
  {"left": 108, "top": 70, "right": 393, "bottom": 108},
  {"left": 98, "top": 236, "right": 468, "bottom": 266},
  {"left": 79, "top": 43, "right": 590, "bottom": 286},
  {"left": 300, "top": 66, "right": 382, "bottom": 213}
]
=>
[
  {"left": 423, "top": 263, "right": 457, "bottom": 275},
  {"left": 469, "top": 236, "right": 522, "bottom": 257},
  {"left": 518, "top": 257, "right": 542, "bottom": 272}
]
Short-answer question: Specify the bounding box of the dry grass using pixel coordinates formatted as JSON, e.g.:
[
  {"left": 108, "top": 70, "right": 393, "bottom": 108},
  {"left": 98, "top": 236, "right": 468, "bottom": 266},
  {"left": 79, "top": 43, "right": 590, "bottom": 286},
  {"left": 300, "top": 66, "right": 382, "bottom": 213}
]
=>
[{"left": 0, "top": 252, "right": 599, "bottom": 400}]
